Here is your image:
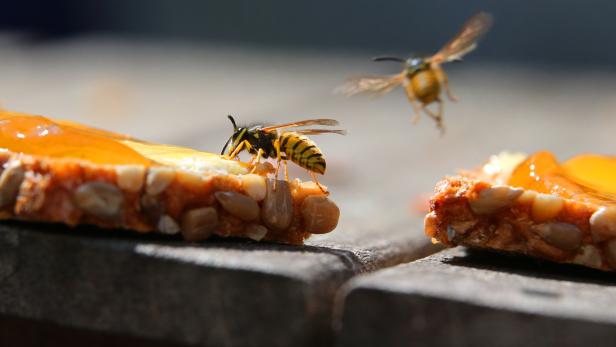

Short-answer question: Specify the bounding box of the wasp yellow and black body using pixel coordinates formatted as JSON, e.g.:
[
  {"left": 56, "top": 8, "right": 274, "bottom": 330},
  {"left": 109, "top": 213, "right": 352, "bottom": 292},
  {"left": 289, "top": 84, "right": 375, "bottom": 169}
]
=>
[
  {"left": 338, "top": 12, "right": 493, "bottom": 134},
  {"left": 221, "top": 115, "right": 345, "bottom": 191}
]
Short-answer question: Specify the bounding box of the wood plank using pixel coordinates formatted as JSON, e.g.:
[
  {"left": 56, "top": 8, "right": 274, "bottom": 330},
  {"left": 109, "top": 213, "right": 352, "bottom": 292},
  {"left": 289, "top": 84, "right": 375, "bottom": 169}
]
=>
[
  {"left": 0, "top": 217, "right": 436, "bottom": 347},
  {"left": 337, "top": 248, "right": 616, "bottom": 347}
]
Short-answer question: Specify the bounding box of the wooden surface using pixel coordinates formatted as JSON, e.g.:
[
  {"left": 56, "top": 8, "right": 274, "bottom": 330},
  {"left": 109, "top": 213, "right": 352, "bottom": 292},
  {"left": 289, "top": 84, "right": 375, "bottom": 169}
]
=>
[
  {"left": 337, "top": 248, "right": 616, "bottom": 347},
  {"left": 1, "top": 37, "right": 616, "bottom": 345}
]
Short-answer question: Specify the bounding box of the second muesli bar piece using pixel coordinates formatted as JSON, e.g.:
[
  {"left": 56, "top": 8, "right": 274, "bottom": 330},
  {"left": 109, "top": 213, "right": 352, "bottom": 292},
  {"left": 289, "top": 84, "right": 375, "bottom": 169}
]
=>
[{"left": 425, "top": 151, "right": 616, "bottom": 271}]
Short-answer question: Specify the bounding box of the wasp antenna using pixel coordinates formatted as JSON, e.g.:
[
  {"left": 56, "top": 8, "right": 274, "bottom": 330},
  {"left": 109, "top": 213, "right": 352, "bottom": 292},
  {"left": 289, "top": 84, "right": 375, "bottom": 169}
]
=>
[
  {"left": 227, "top": 115, "right": 238, "bottom": 130},
  {"left": 221, "top": 137, "right": 232, "bottom": 155},
  {"left": 372, "top": 56, "right": 405, "bottom": 63}
]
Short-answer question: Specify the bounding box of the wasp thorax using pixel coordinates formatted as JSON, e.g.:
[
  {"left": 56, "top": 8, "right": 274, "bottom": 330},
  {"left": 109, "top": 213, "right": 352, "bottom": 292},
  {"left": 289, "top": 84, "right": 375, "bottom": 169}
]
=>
[{"left": 405, "top": 56, "right": 428, "bottom": 75}]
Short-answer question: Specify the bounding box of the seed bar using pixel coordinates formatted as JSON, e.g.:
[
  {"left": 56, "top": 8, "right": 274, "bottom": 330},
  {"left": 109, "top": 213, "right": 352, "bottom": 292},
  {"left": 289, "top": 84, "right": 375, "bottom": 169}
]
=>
[
  {"left": 425, "top": 175, "right": 616, "bottom": 271},
  {"left": 0, "top": 151, "right": 339, "bottom": 244}
]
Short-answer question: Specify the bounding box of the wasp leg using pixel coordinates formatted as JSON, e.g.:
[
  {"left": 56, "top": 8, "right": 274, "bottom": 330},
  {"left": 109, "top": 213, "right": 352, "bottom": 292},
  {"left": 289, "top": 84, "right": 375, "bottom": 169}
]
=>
[
  {"left": 404, "top": 83, "right": 423, "bottom": 123},
  {"left": 309, "top": 171, "right": 328, "bottom": 194},
  {"left": 249, "top": 148, "right": 264, "bottom": 174},
  {"left": 434, "top": 66, "right": 458, "bottom": 102},
  {"left": 273, "top": 138, "right": 283, "bottom": 190},
  {"left": 422, "top": 100, "right": 446, "bottom": 135},
  {"left": 227, "top": 140, "right": 248, "bottom": 160},
  {"left": 410, "top": 101, "right": 424, "bottom": 124},
  {"left": 283, "top": 160, "right": 289, "bottom": 181}
]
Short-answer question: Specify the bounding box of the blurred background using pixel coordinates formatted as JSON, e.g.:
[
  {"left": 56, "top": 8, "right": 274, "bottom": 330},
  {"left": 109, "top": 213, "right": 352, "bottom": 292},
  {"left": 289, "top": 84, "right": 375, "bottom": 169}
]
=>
[{"left": 1, "top": 0, "right": 615, "bottom": 234}]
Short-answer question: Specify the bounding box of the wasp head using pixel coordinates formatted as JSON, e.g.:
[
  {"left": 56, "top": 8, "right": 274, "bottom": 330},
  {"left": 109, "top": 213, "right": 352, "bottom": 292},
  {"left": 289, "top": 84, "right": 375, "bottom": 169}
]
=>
[
  {"left": 372, "top": 54, "right": 428, "bottom": 75},
  {"left": 404, "top": 54, "right": 429, "bottom": 75},
  {"left": 221, "top": 115, "right": 249, "bottom": 156}
]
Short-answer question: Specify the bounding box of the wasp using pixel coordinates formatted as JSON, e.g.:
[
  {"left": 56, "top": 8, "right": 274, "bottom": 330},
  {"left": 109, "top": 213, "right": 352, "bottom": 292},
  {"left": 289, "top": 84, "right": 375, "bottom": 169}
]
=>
[
  {"left": 221, "top": 115, "right": 346, "bottom": 192},
  {"left": 338, "top": 12, "right": 493, "bottom": 134}
]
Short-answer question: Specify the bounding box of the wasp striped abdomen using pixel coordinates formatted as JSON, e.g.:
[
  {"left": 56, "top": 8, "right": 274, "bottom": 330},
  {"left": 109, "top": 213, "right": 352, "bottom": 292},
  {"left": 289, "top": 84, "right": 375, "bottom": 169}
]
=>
[{"left": 279, "top": 132, "right": 326, "bottom": 174}]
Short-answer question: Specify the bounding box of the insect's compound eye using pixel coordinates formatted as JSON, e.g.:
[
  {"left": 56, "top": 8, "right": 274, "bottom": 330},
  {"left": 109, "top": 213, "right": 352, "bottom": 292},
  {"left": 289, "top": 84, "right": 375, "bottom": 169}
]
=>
[{"left": 407, "top": 57, "right": 423, "bottom": 67}]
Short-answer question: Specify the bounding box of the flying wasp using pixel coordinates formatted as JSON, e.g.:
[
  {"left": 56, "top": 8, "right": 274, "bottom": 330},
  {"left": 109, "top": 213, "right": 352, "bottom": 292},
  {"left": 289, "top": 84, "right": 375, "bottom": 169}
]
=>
[
  {"left": 338, "top": 12, "right": 493, "bottom": 134},
  {"left": 221, "top": 116, "right": 346, "bottom": 192}
]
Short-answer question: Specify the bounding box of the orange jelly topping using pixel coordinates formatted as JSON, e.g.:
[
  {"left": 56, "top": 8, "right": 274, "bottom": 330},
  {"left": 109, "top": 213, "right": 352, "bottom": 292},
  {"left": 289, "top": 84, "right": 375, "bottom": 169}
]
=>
[
  {"left": 0, "top": 111, "right": 153, "bottom": 165},
  {"left": 507, "top": 151, "right": 616, "bottom": 205},
  {"left": 0, "top": 111, "right": 247, "bottom": 174}
]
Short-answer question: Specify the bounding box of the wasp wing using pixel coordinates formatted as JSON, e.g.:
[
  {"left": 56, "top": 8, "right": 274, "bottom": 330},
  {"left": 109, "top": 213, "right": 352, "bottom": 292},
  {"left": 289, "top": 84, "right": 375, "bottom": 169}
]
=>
[
  {"left": 293, "top": 129, "right": 347, "bottom": 135},
  {"left": 430, "top": 12, "right": 493, "bottom": 65},
  {"left": 335, "top": 73, "right": 405, "bottom": 97},
  {"left": 261, "top": 119, "right": 339, "bottom": 132}
]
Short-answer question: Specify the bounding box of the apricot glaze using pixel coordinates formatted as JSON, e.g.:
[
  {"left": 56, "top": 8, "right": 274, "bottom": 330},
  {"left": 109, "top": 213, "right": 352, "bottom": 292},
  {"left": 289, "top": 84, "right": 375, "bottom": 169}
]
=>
[
  {"left": 508, "top": 151, "right": 616, "bottom": 204},
  {"left": 0, "top": 111, "right": 239, "bottom": 172}
]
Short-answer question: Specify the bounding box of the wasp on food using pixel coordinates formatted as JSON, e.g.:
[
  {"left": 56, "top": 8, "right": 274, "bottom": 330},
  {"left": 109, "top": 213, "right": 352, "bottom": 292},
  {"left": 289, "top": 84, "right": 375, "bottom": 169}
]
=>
[
  {"left": 221, "top": 116, "right": 346, "bottom": 192},
  {"left": 338, "top": 12, "right": 493, "bottom": 134}
]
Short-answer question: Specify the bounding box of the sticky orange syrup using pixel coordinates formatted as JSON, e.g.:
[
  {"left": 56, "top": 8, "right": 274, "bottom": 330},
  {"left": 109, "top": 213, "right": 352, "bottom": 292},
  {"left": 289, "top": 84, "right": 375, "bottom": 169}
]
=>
[
  {"left": 0, "top": 111, "right": 248, "bottom": 174},
  {"left": 507, "top": 151, "right": 616, "bottom": 205}
]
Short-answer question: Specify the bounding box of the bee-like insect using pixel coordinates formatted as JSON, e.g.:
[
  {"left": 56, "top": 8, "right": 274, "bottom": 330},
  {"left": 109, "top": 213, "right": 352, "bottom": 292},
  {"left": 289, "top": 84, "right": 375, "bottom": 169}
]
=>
[
  {"left": 338, "top": 12, "right": 493, "bottom": 134},
  {"left": 221, "top": 116, "right": 346, "bottom": 191}
]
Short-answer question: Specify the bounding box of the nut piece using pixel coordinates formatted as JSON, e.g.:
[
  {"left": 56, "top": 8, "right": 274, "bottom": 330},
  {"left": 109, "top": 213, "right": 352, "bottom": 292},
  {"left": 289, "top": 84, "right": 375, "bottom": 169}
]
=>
[
  {"left": 74, "top": 182, "right": 123, "bottom": 219},
  {"left": 531, "top": 193, "right": 564, "bottom": 222},
  {"left": 469, "top": 185, "right": 523, "bottom": 215},
  {"left": 240, "top": 174, "right": 266, "bottom": 201},
  {"left": 573, "top": 245, "right": 602, "bottom": 269},
  {"left": 146, "top": 167, "right": 175, "bottom": 195},
  {"left": 590, "top": 207, "right": 616, "bottom": 242},
  {"left": 262, "top": 179, "right": 293, "bottom": 231},
  {"left": 301, "top": 195, "right": 339, "bottom": 234},
  {"left": 176, "top": 170, "right": 203, "bottom": 187},
  {"left": 115, "top": 165, "right": 146, "bottom": 192},
  {"left": 448, "top": 220, "right": 476, "bottom": 236},
  {"left": 0, "top": 161, "right": 25, "bottom": 208},
  {"left": 215, "top": 192, "right": 260, "bottom": 221},
  {"left": 140, "top": 194, "right": 164, "bottom": 225},
  {"left": 157, "top": 215, "right": 180, "bottom": 235},
  {"left": 423, "top": 212, "right": 438, "bottom": 238},
  {"left": 532, "top": 222, "right": 582, "bottom": 251},
  {"left": 245, "top": 224, "right": 268, "bottom": 241},
  {"left": 517, "top": 190, "right": 537, "bottom": 205},
  {"left": 181, "top": 207, "right": 218, "bottom": 242}
]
